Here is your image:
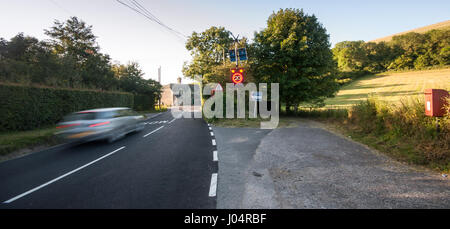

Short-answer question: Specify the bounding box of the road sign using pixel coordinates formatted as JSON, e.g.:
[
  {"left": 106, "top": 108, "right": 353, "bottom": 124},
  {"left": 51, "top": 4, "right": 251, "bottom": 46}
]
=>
[
  {"left": 231, "top": 68, "right": 245, "bottom": 84},
  {"left": 238, "top": 48, "right": 247, "bottom": 61},
  {"left": 214, "top": 83, "right": 223, "bottom": 91},
  {"left": 229, "top": 50, "right": 236, "bottom": 62},
  {"left": 251, "top": 91, "right": 263, "bottom": 101},
  {"left": 211, "top": 83, "right": 223, "bottom": 96}
]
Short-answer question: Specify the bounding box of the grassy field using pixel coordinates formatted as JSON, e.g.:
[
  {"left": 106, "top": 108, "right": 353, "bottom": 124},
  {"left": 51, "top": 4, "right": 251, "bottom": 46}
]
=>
[
  {"left": 325, "top": 68, "right": 450, "bottom": 108},
  {"left": 370, "top": 20, "right": 450, "bottom": 43}
]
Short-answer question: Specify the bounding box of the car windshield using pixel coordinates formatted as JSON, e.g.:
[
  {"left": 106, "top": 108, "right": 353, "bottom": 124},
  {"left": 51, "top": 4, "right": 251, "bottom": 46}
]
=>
[{"left": 96, "top": 111, "right": 117, "bottom": 119}]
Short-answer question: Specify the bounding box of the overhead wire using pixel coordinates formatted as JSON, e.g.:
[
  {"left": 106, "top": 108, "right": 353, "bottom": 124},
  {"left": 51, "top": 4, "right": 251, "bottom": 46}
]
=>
[{"left": 115, "top": 0, "right": 187, "bottom": 42}]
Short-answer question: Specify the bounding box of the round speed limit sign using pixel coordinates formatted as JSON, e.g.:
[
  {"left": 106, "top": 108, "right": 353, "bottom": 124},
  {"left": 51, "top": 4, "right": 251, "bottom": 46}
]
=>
[{"left": 232, "top": 72, "right": 244, "bottom": 84}]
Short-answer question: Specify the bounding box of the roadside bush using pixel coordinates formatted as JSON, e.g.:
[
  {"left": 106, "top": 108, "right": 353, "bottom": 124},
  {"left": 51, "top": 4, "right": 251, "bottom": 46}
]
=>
[
  {"left": 348, "top": 97, "right": 449, "bottom": 168},
  {"left": 0, "top": 83, "right": 134, "bottom": 131}
]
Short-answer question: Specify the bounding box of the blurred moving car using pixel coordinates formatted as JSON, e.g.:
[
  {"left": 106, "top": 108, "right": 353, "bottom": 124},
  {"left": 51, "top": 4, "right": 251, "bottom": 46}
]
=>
[{"left": 55, "top": 108, "right": 146, "bottom": 143}]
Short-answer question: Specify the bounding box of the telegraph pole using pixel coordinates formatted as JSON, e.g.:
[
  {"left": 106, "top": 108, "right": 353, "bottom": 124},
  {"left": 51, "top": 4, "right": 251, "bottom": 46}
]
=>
[{"left": 158, "top": 66, "right": 162, "bottom": 110}]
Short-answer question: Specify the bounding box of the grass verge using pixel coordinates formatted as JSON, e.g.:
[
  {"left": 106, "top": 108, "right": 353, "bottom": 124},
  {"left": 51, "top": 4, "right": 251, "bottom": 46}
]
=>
[
  {"left": 208, "top": 117, "right": 302, "bottom": 129},
  {"left": 0, "top": 126, "right": 61, "bottom": 159}
]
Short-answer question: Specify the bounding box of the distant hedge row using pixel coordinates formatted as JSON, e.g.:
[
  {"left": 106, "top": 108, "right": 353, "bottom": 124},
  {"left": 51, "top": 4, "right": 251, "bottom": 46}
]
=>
[
  {"left": 0, "top": 84, "right": 134, "bottom": 131},
  {"left": 134, "top": 94, "right": 156, "bottom": 112}
]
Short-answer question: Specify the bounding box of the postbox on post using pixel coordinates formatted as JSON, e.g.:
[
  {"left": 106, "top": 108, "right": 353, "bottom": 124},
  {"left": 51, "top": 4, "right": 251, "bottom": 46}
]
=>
[{"left": 424, "top": 89, "right": 449, "bottom": 117}]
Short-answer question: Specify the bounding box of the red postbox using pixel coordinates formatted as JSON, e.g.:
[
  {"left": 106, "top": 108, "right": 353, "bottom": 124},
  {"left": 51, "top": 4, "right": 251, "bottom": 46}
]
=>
[{"left": 424, "top": 89, "right": 449, "bottom": 117}]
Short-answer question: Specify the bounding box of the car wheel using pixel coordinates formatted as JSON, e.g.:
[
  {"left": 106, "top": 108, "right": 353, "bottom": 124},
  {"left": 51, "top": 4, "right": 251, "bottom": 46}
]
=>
[
  {"left": 107, "top": 133, "right": 118, "bottom": 143},
  {"left": 107, "top": 129, "right": 124, "bottom": 143}
]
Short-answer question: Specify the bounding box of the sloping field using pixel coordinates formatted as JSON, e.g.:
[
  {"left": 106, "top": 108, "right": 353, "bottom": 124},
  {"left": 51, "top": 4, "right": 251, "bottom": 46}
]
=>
[
  {"left": 325, "top": 68, "right": 450, "bottom": 107},
  {"left": 370, "top": 20, "right": 450, "bottom": 43}
]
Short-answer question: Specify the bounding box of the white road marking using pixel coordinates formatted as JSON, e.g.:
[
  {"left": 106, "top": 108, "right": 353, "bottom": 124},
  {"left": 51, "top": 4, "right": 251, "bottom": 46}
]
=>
[
  {"left": 146, "top": 121, "right": 168, "bottom": 125},
  {"left": 3, "top": 146, "right": 126, "bottom": 204},
  {"left": 212, "top": 139, "right": 216, "bottom": 146},
  {"left": 169, "top": 118, "right": 176, "bottom": 124},
  {"left": 209, "top": 127, "right": 212, "bottom": 131},
  {"left": 213, "top": 151, "right": 218, "bottom": 162},
  {"left": 209, "top": 173, "right": 218, "bottom": 197},
  {"left": 143, "top": 126, "right": 164, "bottom": 138},
  {"left": 210, "top": 132, "right": 214, "bottom": 137}
]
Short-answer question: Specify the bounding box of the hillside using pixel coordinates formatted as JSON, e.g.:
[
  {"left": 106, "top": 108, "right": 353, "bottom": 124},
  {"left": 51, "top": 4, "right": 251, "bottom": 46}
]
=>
[
  {"left": 325, "top": 68, "right": 450, "bottom": 107},
  {"left": 370, "top": 20, "right": 450, "bottom": 43}
]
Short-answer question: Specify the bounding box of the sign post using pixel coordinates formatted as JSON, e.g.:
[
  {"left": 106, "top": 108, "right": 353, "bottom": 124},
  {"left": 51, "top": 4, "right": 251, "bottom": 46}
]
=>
[{"left": 251, "top": 91, "right": 263, "bottom": 118}]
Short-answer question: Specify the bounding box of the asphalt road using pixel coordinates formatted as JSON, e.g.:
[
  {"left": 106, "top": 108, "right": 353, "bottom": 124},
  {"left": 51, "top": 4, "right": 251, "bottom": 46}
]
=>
[
  {"left": 0, "top": 111, "right": 217, "bottom": 209},
  {"left": 214, "top": 119, "right": 450, "bottom": 209}
]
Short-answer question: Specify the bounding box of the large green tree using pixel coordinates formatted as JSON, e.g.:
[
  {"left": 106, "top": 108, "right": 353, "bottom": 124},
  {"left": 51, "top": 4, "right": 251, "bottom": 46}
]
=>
[
  {"left": 252, "top": 8, "right": 338, "bottom": 111},
  {"left": 332, "top": 41, "right": 369, "bottom": 72},
  {"left": 45, "top": 17, "right": 117, "bottom": 90},
  {"left": 183, "top": 26, "right": 234, "bottom": 82}
]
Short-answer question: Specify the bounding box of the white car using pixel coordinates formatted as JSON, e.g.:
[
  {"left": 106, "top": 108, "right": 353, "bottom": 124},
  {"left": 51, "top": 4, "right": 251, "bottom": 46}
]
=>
[{"left": 55, "top": 107, "right": 146, "bottom": 143}]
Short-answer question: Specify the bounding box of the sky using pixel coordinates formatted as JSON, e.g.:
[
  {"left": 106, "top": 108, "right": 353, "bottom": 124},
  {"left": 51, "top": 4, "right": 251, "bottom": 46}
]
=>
[{"left": 0, "top": 0, "right": 449, "bottom": 85}]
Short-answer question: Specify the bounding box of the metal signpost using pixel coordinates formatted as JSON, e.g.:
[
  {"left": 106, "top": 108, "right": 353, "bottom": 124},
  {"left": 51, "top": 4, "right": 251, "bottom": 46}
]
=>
[{"left": 251, "top": 91, "right": 263, "bottom": 118}]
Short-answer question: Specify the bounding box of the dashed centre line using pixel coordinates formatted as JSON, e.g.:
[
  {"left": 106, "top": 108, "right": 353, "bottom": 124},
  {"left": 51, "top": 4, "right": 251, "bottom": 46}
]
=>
[
  {"left": 143, "top": 126, "right": 164, "bottom": 138},
  {"left": 146, "top": 121, "right": 168, "bottom": 125}
]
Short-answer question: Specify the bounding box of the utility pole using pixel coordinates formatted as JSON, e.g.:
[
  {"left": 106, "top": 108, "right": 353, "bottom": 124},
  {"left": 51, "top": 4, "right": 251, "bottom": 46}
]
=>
[
  {"left": 158, "top": 66, "right": 161, "bottom": 84},
  {"left": 158, "top": 66, "right": 162, "bottom": 110},
  {"left": 222, "top": 47, "right": 226, "bottom": 67}
]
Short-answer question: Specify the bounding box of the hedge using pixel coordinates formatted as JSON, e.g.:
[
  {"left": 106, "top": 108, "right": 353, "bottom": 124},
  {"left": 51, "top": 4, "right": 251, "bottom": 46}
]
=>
[
  {"left": 133, "top": 94, "right": 156, "bottom": 111},
  {"left": 0, "top": 84, "right": 134, "bottom": 131}
]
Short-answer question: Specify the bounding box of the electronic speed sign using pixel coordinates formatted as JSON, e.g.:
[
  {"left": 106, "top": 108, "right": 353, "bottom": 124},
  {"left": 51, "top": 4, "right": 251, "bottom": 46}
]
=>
[{"left": 231, "top": 68, "right": 245, "bottom": 84}]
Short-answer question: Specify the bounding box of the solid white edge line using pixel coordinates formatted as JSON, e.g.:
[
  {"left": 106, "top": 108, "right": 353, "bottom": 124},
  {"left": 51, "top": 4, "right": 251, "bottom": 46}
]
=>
[
  {"left": 213, "top": 151, "right": 218, "bottom": 162},
  {"left": 209, "top": 173, "right": 218, "bottom": 197},
  {"left": 212, "top": 139, "right": 216, "bottom": 146},
  {"left": 3, "top": 146, "right": 126, "bottom": 204},
  {"left": 143, "top": 126, "right": 164, "bottom": 138}
]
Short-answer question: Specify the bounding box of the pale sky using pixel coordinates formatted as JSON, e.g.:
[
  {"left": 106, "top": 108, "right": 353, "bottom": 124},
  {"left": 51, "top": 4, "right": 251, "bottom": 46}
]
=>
[{"left": 1, "top": 0, "right": 449, "bottom": 85}]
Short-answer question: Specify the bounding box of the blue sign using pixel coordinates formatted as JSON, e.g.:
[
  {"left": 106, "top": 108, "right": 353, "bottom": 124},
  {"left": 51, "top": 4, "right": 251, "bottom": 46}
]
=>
[
  {"left": 229, "top": 50, "right": 236, "bottom": 62},
  {"left": 251, "top": 91, "right": 263, "bottom": 101},
  {"left": 238, "top": 48, "right": 247, "bottom": 61}
]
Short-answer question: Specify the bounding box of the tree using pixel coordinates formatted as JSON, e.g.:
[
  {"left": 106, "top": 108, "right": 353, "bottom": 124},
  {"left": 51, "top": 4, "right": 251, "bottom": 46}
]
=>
[
  {"left": 363, "top": 41, "right": 400, "bottom": 72},
  {"left": 183, "top": 26, "right": 234, "bottom": 82},
  {"left": 0, "top": 33, "right": 63, "bottom": 85},
  {"left": 45, "top": 17, "right": 117, "bottom": 89},
  {"left": 388, "top": 32, "right": 426, "bottom": 70},
  {"left": 252, "top": 8, "right": 338, "bottom": 111},
  {"left": 45, "top": 17, "right": 98, "bottom": 60},
  {"left": 332, "top": 41, "right": 369, "bottom": 72},
  {"left": 114, "top": 62, "right": 162, "bottom": 96}
]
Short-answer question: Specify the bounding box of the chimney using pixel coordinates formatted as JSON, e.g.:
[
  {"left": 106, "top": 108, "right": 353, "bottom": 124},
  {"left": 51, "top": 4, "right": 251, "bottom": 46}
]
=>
[{"left": 177, "top": 77, "right": 182, "bottom": 84}]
